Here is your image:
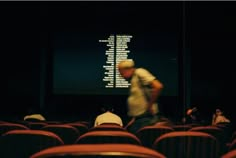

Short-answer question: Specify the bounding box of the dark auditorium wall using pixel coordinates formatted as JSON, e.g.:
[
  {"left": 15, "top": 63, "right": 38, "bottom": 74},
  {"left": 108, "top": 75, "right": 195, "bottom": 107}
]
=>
[
  {"left": 4, "top": 3, "right": 48, "bottom": 120},
  {"left": 186, "top": 2, "right": 236, "bottom": 124},
  {"left": 4, "top": 2, "right": 236, "bottom": 125}
]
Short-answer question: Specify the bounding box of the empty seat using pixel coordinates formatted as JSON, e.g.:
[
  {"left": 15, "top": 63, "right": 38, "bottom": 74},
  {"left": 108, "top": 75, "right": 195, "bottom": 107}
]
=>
[
  {"left": 66, "top": 123, "right": 88, "bottom": 135},
  {"left": 76, "top": 130, "right": 141, "bottom": 145},
  {"left": 42, "top": 125, "right": 80, "bottom": 144},
  {"left": 152, "top": 131, "right": 220, "bottom": 158},
  {"left": 30, "top": 144, "right": 166, "bottom": 158},
  {"left": 77, "top": 121, "right": 91, "bottom": 127},
  {"left": 172, "top": 124, "right": 192, "bottom": 131},
  {"left": 0, "top": 123, "right": 29, "bottom": 135},
  {"left": 136, "top": 125, "right": 174, "bottom": 148},
  {"left": 189, "top": 125, "right": 226, "bottom": 154},
  {"left": 0, "top": 129, "right": 64, "bottom": 158},
  {"left": 28, "top": 122, "right": 48, "bottom": 130},
  {"left": 0, "top": 121, "right": 9, "bottom": 124},
  {"left": 189, "top": 126, "right": 224, "bottom": 142},
  {"left": 45, "top": 121, "right": 62, "bottom": 125},
  {"left": 72, "top": 121, "right": 90, "bottom": 126}
]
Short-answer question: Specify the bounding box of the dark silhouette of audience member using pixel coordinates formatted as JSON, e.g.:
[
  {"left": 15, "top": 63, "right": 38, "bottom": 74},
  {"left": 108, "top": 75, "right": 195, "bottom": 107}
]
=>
[
  {"left": 94, "top": 105, "right": 123, "bottom": 127},
  {"left": 212, "top": 108, "right": 230, "bottom": 125},
  {"left": 182, "top": 107, "right": 201, "bottom": 124}
]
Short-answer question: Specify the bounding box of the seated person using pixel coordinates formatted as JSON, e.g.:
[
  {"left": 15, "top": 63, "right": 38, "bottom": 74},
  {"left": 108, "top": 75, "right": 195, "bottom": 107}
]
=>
[
  {"left": 23, "top": 107, "right": 46, "bottom": 121},
  {"left": 182, "top": 107, "right": 201, "bottom": 124},
  {"left": 94, "top": 105, "right": 123, "bottom": 127},
  {"left": 212, "top": 108, "right": 230, "bottom": 125}
]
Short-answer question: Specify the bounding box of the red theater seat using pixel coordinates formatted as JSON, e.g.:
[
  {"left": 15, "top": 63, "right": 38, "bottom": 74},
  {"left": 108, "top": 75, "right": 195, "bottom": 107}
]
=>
[
  {"left": 0, "top": 130, "right": 64, "bottom": 158},
  {"left": 221, "top": 149, "right": 236, "bottom": 158},
  {"left": 0, "top": 123, "right": 29, "bottom": 135},
  {"left": 76, "top": 130, "right": 141, "bottom": 145},
  {"left": 189, "top": 125, "right": 226, "bottom": 154},
  {"left": 136, "top": 125, "right": 174, "bottom": 148},
  {"left": 66, "top": 123, "right": 88, "bottom": 135},
  {"left": 42, "top": 125, "right": 80, "bottom": 144},
  {"left": 30, "top": 144, "right": 166, "bottom": 158},
  {"left": 28, "top": 122, "right": 48, "bottom": 130},
  {"left": 152, "top": 131, "right": 220, "bottom": 158}
]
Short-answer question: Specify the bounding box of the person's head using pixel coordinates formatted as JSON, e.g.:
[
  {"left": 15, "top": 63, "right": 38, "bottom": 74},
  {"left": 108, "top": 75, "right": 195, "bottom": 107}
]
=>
[
  {"left": 101, "top": 105, "right": 114, "bottom": 113},
  {"left": 118, "top": 59, "right": 135, "bottom": 79},
  {"left": 215, "top": 109, "right": 223, "bottom": 116}
]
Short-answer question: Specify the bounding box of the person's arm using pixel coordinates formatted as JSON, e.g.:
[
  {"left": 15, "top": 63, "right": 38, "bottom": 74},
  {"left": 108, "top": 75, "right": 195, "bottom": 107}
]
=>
[{"left": 147, "top": 79, "right": 164, "bottom": 114}]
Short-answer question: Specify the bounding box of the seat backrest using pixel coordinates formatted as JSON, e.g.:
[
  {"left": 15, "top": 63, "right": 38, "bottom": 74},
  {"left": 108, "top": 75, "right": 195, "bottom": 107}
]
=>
[
  {"left": 100, "top": 122, "right": 123, "bottom": 126},
  {"left": 136, "top": 125, "right": 174, "bottom": 148},
  {"left": 75, "top": 130, "right": 141, "bottom": 145},
  {"left": 42, "top": 125, "right": 80, "bottom": 144},
  {"left": 66, "top": 123, "right": 88, "bottom": 135},
  {"left": 189, "top": 126, "right": 224, "bottom": 142},
  {"left": 0, "top": 121, "right": 9, "bottom": 124},
  {"left": 221, "top": 149, "right": 236, "bottom": 158},
  {"left": 28, "top": 122, "right": 48, "bottom": 130},
  {"left": 89, "top": 124, "right": 126, "bottom": 132},
  {"left": 152, "top": 131, "right": 220, "bottom": 158},
  {"left": 188, "top": 123, "right": 202, "bottom": 127},
  {"left": 0, "top": 123, "right": 29, "bottom": 135},
  {"left": 30, "top": 144, "right": 166, "bottom": 158},
  {"left": 45, "top": 121, "right": 62, "bottom": 125},
  {"left": 72, "top": 121, "right": 91, "bottom": 127},
  {"left": 171, "top": 124, "right": 192, "bottom": 131},
  {"left": 189, "top": 125, "right": 226, "bottom": 154},
  {"left": 0, "top": 129, "right": 64, "bottom": 158}
]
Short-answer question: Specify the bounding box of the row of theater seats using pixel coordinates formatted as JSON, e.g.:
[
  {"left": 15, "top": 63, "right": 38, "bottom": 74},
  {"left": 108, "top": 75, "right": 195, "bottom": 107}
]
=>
[
  {"left": 0, "top": 121, "right": 235, "bottom": 158},
  {"left": 1, "top": 121, "right": 235, "bottom": 148},
  {"left": 29, "top": 138, "right": 236, "bottom": 158}
]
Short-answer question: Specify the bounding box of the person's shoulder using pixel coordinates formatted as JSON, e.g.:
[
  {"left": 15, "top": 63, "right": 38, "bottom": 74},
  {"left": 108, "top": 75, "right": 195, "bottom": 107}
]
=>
[
  {"left": 135, "top": 68, "right": 148, "bottom": 73},
  {"left": 113, "top": 113, "right": 122, "bottom": 120},
  {"left": 135, "top": 67, "right": 156, "bottom": 81},
  {"left": 135, "top": 68, "right": 150, "bottom": 76}
]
